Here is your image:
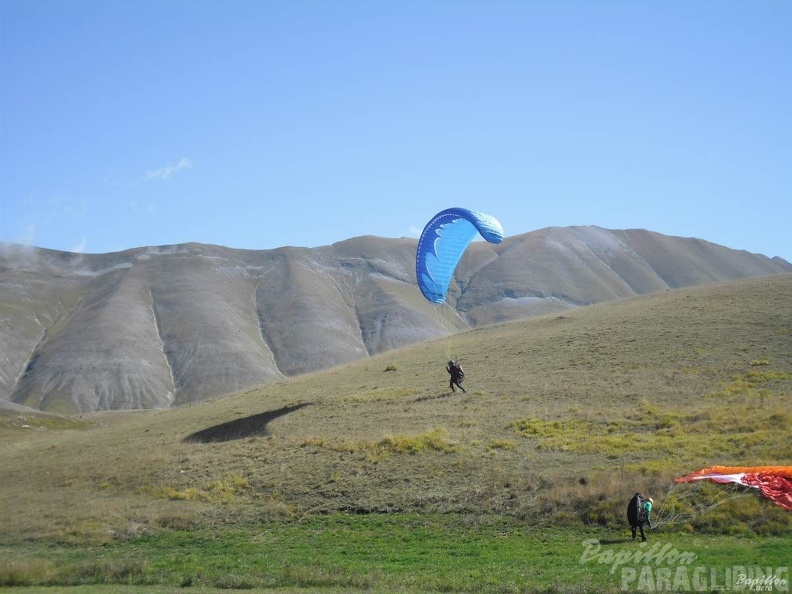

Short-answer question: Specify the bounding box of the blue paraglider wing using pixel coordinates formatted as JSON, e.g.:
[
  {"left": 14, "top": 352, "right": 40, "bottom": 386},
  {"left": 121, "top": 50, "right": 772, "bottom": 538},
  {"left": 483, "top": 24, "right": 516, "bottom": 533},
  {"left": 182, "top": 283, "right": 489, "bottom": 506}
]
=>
[{"left": 416, "top": 208, "right": 504, "bottom": 303}]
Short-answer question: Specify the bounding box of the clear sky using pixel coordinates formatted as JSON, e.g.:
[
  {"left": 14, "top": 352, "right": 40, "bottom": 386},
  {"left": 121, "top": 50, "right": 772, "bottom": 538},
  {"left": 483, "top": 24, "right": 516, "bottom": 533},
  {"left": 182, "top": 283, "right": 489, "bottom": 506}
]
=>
[{"left": 2, "top": 1, "right": 790, "bottom": 259}]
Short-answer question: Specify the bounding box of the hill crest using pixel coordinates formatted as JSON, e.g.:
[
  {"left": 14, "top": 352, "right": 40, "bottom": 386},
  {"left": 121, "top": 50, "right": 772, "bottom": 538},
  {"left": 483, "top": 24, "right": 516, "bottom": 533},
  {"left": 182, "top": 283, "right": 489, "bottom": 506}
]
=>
[{"left": 1, "top": 226, "right": 789, "bottom": 413}]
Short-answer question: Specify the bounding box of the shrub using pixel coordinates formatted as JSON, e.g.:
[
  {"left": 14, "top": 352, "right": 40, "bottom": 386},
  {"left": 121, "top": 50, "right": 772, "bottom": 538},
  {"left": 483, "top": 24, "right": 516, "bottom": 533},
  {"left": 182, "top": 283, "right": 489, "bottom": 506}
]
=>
[
  {"left": 59, "top": 558, "right": 148, "bottom": 585},
  {"left": 144, "top": 475, "right": 249, "bottom": 504},
  {"left": 487, "top": 439, "right": 517, "bottom": 451},
  {"left": 378, "top": 427, "right": 459, "bottom": 454},
  {"left": 0, "top": 559, "right": 53, "bottom": 587}
]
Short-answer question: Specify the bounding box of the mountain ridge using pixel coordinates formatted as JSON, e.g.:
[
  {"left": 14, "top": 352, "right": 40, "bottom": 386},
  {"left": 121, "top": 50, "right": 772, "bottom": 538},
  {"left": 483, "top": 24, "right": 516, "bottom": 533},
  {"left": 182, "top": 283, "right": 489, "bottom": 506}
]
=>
[{"left": 1, "top": 226, "right": 789, "bottom": 414}]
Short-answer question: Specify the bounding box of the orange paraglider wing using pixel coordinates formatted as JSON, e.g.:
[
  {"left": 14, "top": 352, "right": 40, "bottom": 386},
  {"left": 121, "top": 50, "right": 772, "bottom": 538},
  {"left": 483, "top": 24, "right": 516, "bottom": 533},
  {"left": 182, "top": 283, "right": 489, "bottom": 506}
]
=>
[{"left": 675, "top": 466, "right": 792, "bottom": 511}]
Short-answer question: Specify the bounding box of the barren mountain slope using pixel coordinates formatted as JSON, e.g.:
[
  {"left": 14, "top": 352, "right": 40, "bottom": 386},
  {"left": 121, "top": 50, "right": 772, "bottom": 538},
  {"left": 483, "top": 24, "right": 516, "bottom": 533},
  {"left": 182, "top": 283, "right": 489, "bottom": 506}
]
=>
[{"left": 0, "top": 227, "right": 789, "bottom": 413}]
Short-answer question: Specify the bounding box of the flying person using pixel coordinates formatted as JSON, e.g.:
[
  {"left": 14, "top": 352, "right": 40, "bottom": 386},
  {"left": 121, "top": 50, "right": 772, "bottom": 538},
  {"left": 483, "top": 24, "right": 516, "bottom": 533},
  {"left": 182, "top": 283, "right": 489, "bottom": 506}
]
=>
[
  {"left": 416, "top": 209, "right": 501, "bottom": 397},
  {"left": 446, "top": 360, "right": 467, "bottom": 393}
]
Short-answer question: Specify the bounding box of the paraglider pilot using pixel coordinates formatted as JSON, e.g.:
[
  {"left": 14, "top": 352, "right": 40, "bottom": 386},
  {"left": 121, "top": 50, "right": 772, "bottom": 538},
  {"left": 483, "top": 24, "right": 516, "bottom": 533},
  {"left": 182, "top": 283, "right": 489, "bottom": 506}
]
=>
[
  {"left": 627, "top": 493, "right": 653, "bottom": 541},
  {"left": 446, "top": 360, "right": 467, "bottom": 393}
]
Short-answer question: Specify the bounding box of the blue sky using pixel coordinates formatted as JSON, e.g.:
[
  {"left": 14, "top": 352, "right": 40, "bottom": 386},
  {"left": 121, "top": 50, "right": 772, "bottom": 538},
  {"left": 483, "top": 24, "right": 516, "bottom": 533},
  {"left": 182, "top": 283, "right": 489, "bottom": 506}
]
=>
[{"left": 2, "top": 1, "right": 790, "bottom": 259}]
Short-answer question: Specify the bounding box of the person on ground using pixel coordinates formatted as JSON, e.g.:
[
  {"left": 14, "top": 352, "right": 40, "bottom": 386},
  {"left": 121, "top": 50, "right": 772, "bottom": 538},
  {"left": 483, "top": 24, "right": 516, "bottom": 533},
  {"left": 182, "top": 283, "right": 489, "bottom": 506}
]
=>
[
  {"left": 446, "top": 360, "right": 467, "bottom": 393},
  {"left": 643, "top": 497, "right": 654, "bottom": 528},
  {"left": 627, "top": 493, "right": 651, "bottom": 541}
]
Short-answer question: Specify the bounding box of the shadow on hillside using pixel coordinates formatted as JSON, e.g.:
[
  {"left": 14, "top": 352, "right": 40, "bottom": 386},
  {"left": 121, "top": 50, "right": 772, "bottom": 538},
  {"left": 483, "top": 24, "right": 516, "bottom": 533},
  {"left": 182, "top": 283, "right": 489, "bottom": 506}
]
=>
[
  {"left": 414, "top": 392, "right": 458, "bottom": 403},
  {"left": 183, "top": 402, "right": 313, "bottom": 443}
]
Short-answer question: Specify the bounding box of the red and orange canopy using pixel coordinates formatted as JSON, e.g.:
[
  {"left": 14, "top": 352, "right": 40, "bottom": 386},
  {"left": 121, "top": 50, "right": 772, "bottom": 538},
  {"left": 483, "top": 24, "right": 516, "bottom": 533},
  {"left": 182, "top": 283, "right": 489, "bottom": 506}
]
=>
[{"left": 675, "top": 466, "right": 792, "bottom": 511}]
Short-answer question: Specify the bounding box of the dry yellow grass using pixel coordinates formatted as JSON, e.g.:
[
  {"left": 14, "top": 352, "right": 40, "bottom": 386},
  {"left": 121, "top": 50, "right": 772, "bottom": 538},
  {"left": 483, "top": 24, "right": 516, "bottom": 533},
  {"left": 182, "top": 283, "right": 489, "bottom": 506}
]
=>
[{"left": 1, "top": 274, "right": 790, "bottom": 544}]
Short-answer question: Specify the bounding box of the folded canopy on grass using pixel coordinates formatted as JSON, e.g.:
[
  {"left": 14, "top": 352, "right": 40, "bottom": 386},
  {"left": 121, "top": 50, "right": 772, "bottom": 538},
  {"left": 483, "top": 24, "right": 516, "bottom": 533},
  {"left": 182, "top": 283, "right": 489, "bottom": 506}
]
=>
[{"left": 675, "top": 466, "right": 792, "bottom": 511}]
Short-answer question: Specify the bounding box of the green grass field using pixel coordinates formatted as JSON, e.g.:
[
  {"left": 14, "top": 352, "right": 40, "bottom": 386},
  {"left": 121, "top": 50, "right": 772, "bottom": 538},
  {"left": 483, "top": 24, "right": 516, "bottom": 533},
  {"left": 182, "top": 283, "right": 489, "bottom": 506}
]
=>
[
  {"left": 2, "top": 275, "right": 791, "bottom": 592},
  {"left": 2, "top": 516, "right": 790, "bottom": 593}
]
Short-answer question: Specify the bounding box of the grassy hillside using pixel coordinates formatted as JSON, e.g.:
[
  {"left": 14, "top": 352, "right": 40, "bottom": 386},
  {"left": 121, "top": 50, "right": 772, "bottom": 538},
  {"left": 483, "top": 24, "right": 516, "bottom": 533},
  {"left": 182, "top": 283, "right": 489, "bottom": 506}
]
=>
[
  {"left": 1, "top": 275, "right": 790, "bottom": 591},
  {"left": 0, "top": 276, "right": 792, "bottom": 592}
]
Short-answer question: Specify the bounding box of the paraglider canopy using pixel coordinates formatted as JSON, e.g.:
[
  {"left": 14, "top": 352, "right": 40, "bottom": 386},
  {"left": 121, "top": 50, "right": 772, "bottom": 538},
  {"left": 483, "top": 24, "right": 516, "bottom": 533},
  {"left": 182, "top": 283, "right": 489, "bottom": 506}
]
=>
[
  {"left": 415, "top": 207, "right": 504, "bottom": 303},
  {"left": 675, "top": 465, "right": 792, "bottom": 511}
]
